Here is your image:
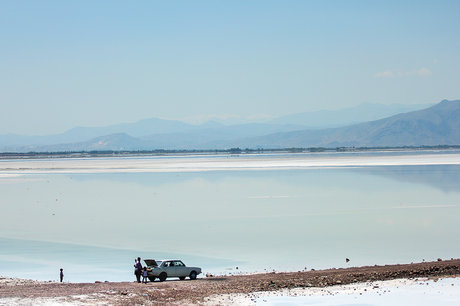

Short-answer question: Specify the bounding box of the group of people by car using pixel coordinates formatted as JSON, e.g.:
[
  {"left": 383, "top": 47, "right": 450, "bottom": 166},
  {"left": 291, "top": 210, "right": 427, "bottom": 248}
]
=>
[{"left": 134, "top": 257, "right": 148, "bottom": 283}]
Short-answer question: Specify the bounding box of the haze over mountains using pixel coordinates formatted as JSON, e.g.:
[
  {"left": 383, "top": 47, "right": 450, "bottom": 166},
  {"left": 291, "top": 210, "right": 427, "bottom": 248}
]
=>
[
  {"left": 1, "top": 100, "right": 459, "bottom": 152},
  {"left": 235, "top": 100, "right": 460, "bottom": 149}
]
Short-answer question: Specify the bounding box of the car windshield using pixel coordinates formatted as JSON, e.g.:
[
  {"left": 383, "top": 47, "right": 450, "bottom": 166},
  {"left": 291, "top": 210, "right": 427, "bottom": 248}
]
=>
[{"left": 156, "top": 261, "right": 163, "bottom": 266}]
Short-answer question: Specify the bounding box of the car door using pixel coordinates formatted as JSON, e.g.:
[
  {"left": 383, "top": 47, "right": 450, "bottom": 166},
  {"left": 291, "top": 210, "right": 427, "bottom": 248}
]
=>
[
  {"left": 165, "top": 261, "right": 177, "bottom": 277},
  {"left": 174, "top": 261, "right": 187, "bottom": 277}
]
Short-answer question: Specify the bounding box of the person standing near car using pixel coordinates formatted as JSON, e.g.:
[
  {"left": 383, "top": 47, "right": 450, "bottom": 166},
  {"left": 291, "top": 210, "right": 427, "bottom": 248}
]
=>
[
  {"left": 134, "top": 257, "right": 143, "bottom": 283},
  {"left": 142, "top": 266, "right": 148, "bottom": 283}
]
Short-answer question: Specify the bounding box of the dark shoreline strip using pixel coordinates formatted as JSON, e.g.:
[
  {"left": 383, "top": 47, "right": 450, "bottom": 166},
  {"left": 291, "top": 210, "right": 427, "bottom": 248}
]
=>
[{"left": 1, "top": 259, "right": 460, "bottom": 305}]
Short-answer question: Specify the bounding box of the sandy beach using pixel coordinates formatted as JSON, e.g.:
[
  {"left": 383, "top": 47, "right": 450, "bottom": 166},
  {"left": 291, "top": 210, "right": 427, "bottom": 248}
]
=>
[{"left": 1, "top": 259, "right": 459, "bottom": 305}]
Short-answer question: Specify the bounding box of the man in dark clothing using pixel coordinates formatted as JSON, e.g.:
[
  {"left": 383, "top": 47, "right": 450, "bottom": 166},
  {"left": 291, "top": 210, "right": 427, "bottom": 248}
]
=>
[{"left": 134, "top": 257, "right": 143, "bottom": 283}]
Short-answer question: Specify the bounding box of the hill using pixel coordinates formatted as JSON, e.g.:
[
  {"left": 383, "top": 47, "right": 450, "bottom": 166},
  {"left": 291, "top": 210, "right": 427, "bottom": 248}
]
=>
[{"left": 233, "top": 100, "right": 460, "bottom": 148}]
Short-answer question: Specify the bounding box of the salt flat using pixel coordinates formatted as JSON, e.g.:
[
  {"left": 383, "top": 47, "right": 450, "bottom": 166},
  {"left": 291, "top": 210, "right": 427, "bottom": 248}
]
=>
[
  {"left": 1, "top": 152, "right": 460, "bottom": 175},
  {"left": 206, "top": 277, "right": 460, "bottom": 306}
]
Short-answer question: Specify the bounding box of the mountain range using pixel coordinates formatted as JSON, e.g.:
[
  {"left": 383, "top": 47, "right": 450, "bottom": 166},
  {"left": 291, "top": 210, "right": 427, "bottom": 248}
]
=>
[
  {"left": 1, "top": 100, "right": 458, "bottom": 152},
  {"left": 233, "top": 99, "right": 460, "bottom": 148}
]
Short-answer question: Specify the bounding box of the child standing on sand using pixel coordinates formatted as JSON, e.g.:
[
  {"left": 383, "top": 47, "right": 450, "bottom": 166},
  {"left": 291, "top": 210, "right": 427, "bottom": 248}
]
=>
[{"left": 142, "top": 267, "right": 148, "bottom": 283}]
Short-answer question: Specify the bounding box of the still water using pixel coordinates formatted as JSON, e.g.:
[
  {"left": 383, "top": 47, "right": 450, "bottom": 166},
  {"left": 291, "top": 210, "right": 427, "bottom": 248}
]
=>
[{"left": 1, "top": 151, "right": 460, "bottom": 282}]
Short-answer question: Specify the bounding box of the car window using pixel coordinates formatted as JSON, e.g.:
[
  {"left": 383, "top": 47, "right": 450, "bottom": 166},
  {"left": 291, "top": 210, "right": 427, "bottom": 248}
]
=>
[{"left": 175, "top": 261, "right": 185, "bottom": 266}]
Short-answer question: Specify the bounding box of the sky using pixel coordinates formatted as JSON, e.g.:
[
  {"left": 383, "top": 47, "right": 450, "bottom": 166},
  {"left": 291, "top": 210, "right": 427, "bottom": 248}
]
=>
[{"left": 0, "top": 0, "right": 459, "bottom": 135}]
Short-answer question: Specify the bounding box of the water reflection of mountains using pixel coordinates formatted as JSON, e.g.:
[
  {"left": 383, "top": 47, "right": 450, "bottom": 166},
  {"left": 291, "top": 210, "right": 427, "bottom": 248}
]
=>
[
  {"left": 352, "top": 165, "right": 460, "bottom": 193},
  {"left": 68, "top": 165, "right": 460, "bottom": 194}
]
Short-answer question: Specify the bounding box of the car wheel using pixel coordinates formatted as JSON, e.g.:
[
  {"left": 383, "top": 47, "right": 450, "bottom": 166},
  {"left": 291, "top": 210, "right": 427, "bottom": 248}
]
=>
[
  {"left": 148, "top": 276, "right": 156, "bottom": 282},
  {"left": 179, "top": 276, "right": 185, "bottom": 280},
  {"left": 189, "top": 271, "right": 197, "bottom": 280},
  {"left": 159, "top": 272, "right": 167, "bottom": 282}
]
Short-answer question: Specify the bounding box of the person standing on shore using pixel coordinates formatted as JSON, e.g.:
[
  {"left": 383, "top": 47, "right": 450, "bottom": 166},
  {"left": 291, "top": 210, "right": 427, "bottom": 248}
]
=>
[
  {"left": 59, "top": 268, "right": 64, "bottom": 282},
  {"left": 142, "top": 267, "right": 148, "bottom": 284},
  {"left": 134, "top": 257, "right": 143, "bottom": 283},
  {"left": 134, "top": 258, "right": 139, "bottom": 282},
  {"left": 134, "top": 258, "right": 137, "bottom": 275}
]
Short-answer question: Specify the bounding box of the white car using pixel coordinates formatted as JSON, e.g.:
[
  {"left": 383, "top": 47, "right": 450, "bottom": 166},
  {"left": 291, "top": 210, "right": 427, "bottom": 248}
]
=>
[{"left": 144, "top": 259, "right": 202, "bottom": 282}]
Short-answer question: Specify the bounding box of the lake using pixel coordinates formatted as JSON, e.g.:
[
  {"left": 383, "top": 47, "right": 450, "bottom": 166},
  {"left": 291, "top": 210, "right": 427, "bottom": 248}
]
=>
[{"left": 1, "top": 150, "right": 460, "bottom": 282}]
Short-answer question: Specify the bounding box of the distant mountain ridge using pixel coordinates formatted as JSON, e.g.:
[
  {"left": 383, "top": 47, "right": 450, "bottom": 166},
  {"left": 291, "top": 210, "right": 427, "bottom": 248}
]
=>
[
  {"left": 0, "top": 100, "right": 457, "bottom": 152},
  {"left": 233, "top": 99, "right": 460, "bottom": 148},
  {"left": 268, "top": 102, "right": 430, "bottom": 127}
]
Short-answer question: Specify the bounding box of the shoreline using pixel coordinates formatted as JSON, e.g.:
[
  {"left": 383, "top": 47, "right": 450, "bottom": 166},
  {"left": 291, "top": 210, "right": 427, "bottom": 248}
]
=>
[
  {"left": 1, "top": 259, "right": 459, "bottom": 305},
  {"left": 2, "top": 146, "right": 460, "bottom": 160},
  {"left": 2, "top": 151, "right": 460, "bottom": 176}
]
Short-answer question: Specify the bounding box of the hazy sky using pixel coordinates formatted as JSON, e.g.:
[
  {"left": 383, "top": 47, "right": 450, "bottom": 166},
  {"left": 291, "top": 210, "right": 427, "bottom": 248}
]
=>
[{"left": 1, "top": 0, "right": 459, "bottom": 135}]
